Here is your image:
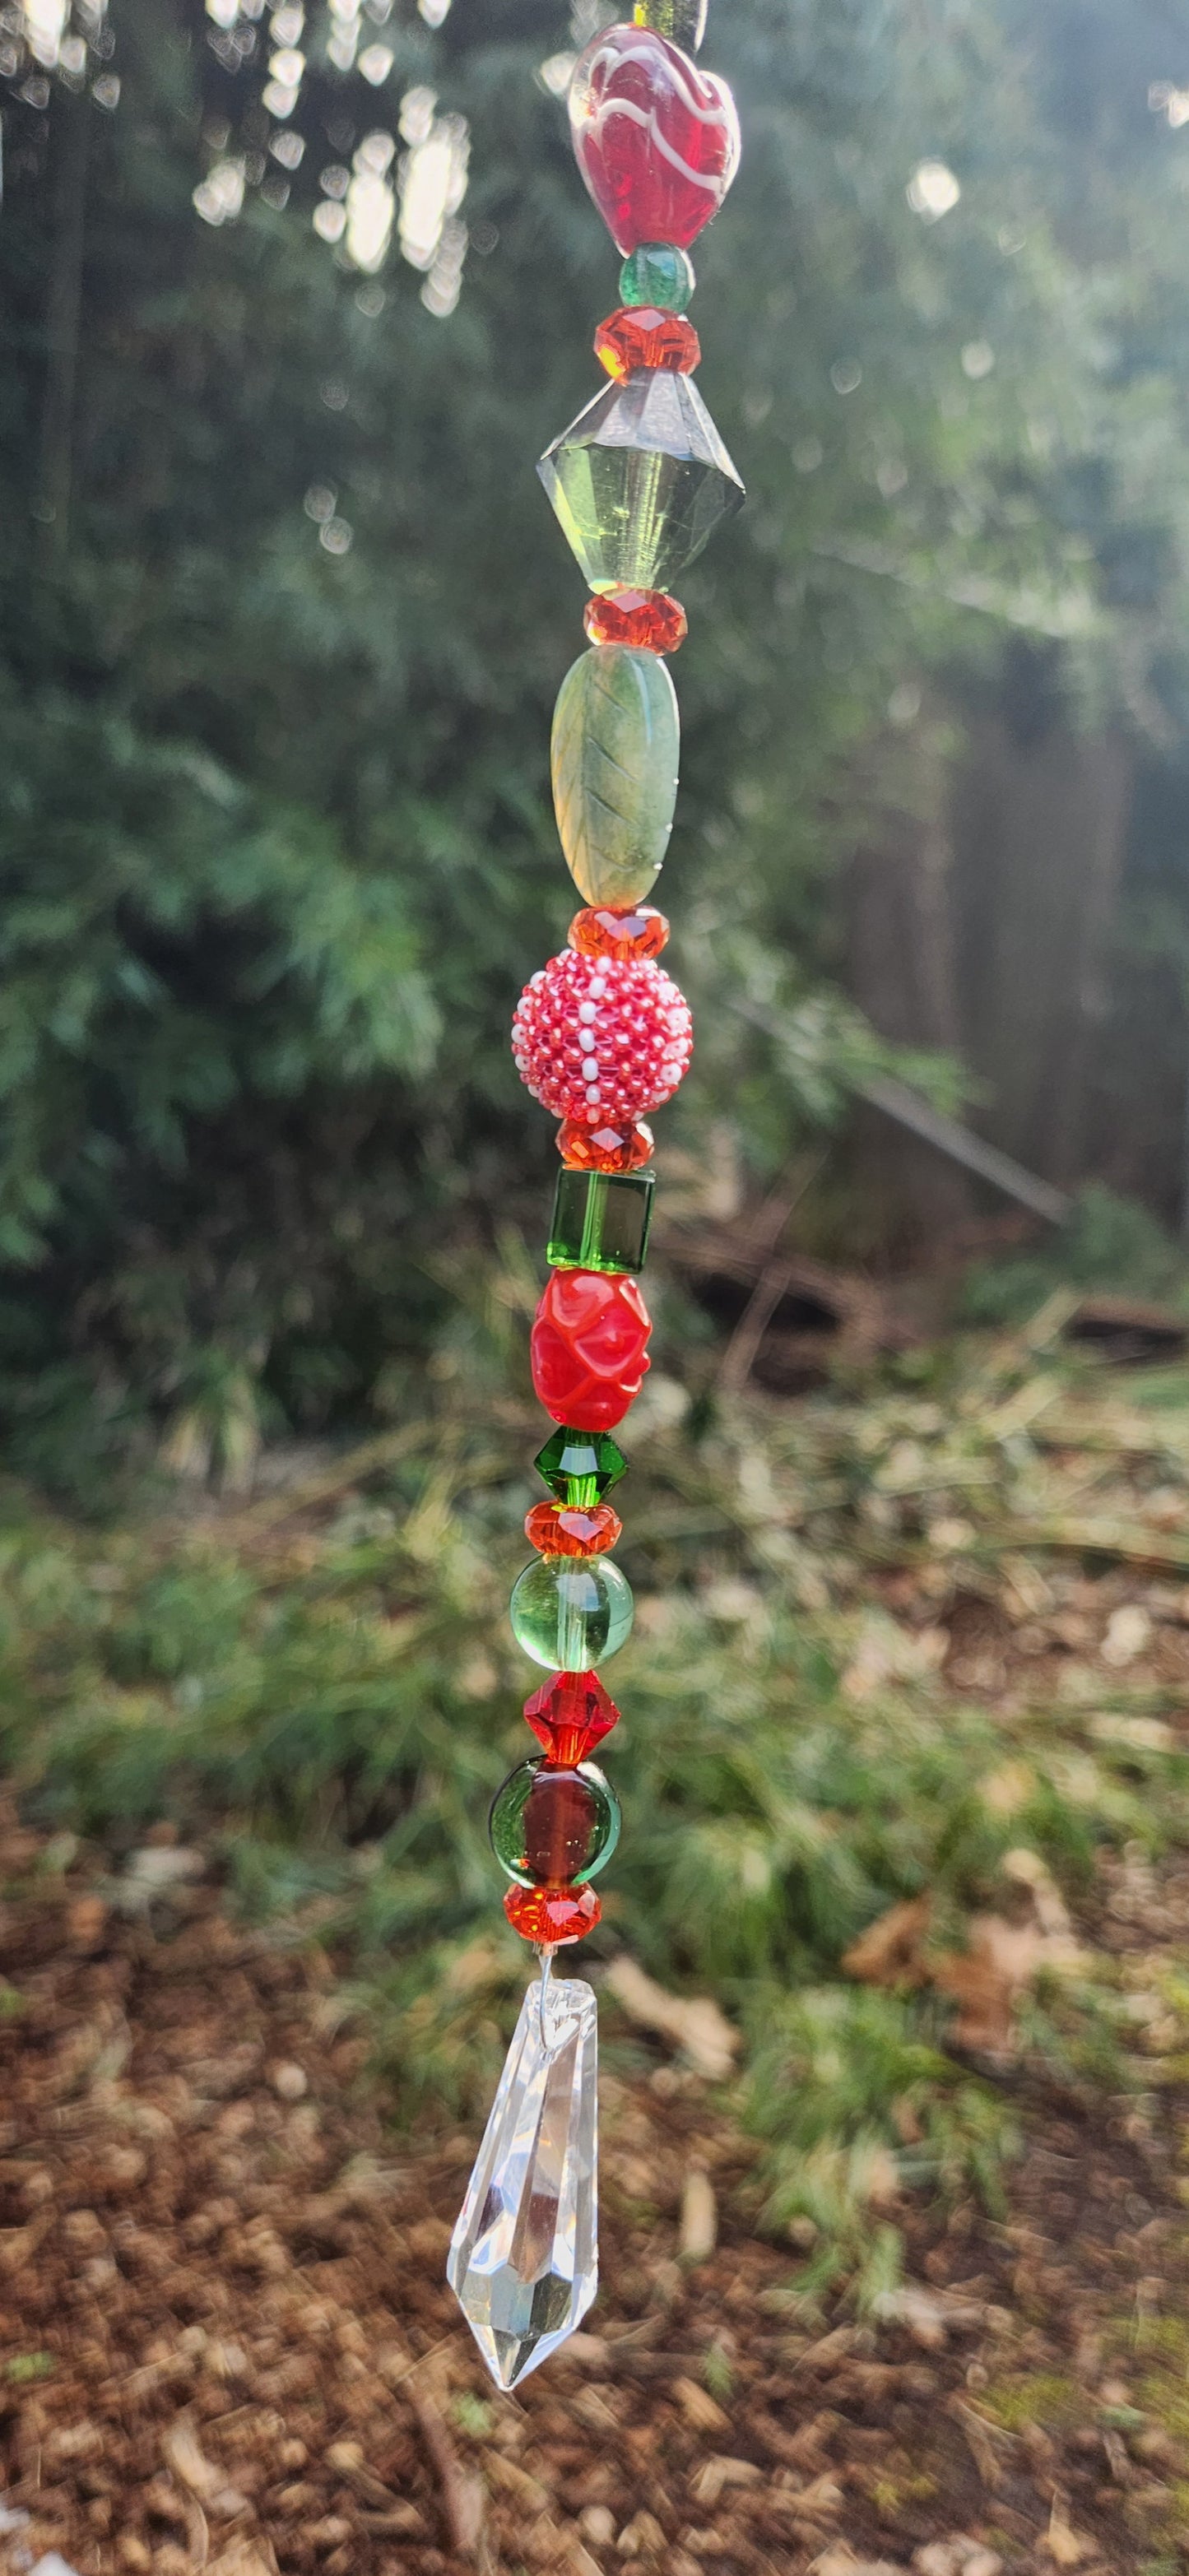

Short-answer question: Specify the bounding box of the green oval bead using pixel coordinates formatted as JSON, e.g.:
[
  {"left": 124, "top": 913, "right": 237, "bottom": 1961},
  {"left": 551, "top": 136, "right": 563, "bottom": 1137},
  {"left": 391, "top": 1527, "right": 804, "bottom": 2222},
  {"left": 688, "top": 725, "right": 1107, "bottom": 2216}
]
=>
[
  {"left": 620, "top": 243, "right": 695, "bottom": 313},
  {"left": 489, "top": 1759, "right": 621, "bottom": 1888},
  {"left": 551, "top": 645, "right": 680, "bottom": 907},
  {"left": 509, "top": 1553, "right": 634, "bottom": 1671}
]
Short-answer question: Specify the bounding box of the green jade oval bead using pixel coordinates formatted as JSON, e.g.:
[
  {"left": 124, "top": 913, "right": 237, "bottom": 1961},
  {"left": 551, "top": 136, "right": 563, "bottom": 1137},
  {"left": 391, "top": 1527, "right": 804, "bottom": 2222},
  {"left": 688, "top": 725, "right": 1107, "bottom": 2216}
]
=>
[
  {"left": 509, "top": 1553, "right": 634, "bottom": 1671},
  {"left": 551, "top": 644, "right": 679, "bottom": 907},
  {"left": 620, "top": 243, "right": 695, "bottom": 313},
  {"left": 490, "top": 1758, "right": 621, "bottom": 1888}
]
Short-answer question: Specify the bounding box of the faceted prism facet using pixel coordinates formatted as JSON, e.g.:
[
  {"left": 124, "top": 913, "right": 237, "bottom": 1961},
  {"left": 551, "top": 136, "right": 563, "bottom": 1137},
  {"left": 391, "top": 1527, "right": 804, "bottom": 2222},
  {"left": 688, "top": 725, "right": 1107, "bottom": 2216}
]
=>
[
  {"left": 448, "top": 1974, "right": 599, "bottom": 2388},
  {"left": 539, "top": 372, "right": 745, "bottom": 593}
]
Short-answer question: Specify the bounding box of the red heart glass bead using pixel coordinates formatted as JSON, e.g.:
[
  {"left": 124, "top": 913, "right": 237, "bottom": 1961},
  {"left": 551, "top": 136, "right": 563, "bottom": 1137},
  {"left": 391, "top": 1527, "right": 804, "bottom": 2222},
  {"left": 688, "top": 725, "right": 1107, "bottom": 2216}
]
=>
[
  {"left": 583, "top": 587, "right": 687, "bottom": 652},
  {"left": 531, "top": 1267, "right": 652, "bottom": 1432},
  {"left": 511, "top": 947, "right": 694, "bottom": 1127},
  {"left": 557, "top": 1116, "right": 654, "bottom": 1174},
  {"left": 593, "top": 305, "right": 700, "bottom": 382},
  {"left": 525, "top": 1500, "right": 624, "bottom": 1557},
  {"left": 569, "top": 23, "right": 741, "bottom": 256},
  {"left": 569, "top": 904, "right": 671, "bottom": 962},
  {"left": 524, "top": 1670, "right": 620, "bottom": 1766},
  {"left": 504, "top": 1882, "right": 601, "bottom": 1945}
]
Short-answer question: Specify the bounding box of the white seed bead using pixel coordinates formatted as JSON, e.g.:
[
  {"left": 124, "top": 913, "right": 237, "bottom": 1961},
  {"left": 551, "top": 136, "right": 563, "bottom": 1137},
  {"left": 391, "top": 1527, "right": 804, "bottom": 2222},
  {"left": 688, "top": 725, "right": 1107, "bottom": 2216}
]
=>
[
  {"left": 581, "top": 1056, "right": 600, "bottom": 1081},
  {"left": 578, "top": 1000, "right": 597, "bottom": 1025},
  {"left": 585, "top": 1084, "right": 601, "bottom": 1103},
  {"left": 588, "top": 975, "right": 607, "bottom": 998}
]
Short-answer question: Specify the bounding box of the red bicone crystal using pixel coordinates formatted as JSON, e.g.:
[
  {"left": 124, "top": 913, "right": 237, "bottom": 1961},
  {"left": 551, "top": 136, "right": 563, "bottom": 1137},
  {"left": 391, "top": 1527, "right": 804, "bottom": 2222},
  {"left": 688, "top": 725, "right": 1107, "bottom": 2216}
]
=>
[
  {"left": 510, "top": 947, "right": 694, "bottom": 1127},
  {"left": 504, "top": 1882, "right": 601, "bottom": 1945},
  {"left": 569, "top": 23, "right": 741, "bottom": 254},
  {"left": 593, "top": 305, "right": 700, "bottom": 382},
  {"left": 583, "top": 588, "right": 688, "bottom": 652},
  {"left": 524, "top": 1499, "right": 623, "bottom": 1557},
  {"left": 531, "top": 1267, "right": 652, "bottom": 1432},
  {"left": 569, "top": 904, "right": 670, "bottom": 963},
  {"left": 524, "top": 1670, "right": 620, "bottom": 1766},
  {"left": 557, "top": 1116, "right": 654, "bottom": 1173}
]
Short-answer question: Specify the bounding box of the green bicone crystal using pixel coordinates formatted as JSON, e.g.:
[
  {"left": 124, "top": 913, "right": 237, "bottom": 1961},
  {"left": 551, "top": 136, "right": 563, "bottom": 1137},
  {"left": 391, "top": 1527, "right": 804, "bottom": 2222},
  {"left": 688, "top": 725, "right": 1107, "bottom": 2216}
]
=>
[
  {"left": 551, "top": 644, "right": 679, "bottom": 907},
  {"left": 620, "top": 243, "right": 695, "bottom": 312},
  {"left": 549, "top": 1168, "right": 654, "bottom": 1276},
  {"left": 538, "top": 372, "right": 745, "bottom": 595},
  {"left": 509, "top": 1554, "right": 634, "bottom": 1672},
  {"left": 535, "top": 1427, "right": 628, "bottom": 1508},
  {"left": 633, "top": 0, "right": 707, "bottom": 45},
  {"left": 489, "top": 1758, "right": 620, "bottom": 1888}
]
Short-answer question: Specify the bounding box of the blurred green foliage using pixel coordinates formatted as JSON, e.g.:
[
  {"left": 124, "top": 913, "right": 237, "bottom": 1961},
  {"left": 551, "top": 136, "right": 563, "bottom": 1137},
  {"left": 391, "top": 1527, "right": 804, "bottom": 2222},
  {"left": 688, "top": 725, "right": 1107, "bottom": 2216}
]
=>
[{"left": 2, "top": 0, "right": 1189, "bottom": 1478}]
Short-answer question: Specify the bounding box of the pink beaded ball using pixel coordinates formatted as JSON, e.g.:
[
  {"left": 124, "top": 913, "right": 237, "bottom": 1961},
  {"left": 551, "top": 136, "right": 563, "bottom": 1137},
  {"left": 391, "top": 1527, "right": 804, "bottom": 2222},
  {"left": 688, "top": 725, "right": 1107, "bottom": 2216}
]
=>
[{"left": 511, "top": 948, "right": 694, "bottom": 1126}]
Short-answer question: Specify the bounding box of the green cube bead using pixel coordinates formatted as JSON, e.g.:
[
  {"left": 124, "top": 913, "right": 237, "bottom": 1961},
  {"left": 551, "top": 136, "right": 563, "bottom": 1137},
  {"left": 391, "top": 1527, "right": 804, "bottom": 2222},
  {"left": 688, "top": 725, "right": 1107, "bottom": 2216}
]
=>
[
  {"left": 535, "top": 1426, "right": 628, "bottom": 1506},
  {"left": 548, "top": 1168, "right": 654, "bottom": 1276},
  {"left": 620, "top": 244, "right": 695, "bottom": 312}
]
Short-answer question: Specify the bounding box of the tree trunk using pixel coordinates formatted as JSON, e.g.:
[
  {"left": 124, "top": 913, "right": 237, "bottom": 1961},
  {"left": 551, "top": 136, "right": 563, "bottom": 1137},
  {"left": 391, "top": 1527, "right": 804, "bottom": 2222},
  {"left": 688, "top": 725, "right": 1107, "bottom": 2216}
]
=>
[
  {"left": 37, "top": 84, "right": 91, "bottom": 560},
  {"left": 845, "top": 708, "right": 973, "bottom": 1243},
  {"left": 952, "top": 720, "right": 1131, "bottom": 1186}
]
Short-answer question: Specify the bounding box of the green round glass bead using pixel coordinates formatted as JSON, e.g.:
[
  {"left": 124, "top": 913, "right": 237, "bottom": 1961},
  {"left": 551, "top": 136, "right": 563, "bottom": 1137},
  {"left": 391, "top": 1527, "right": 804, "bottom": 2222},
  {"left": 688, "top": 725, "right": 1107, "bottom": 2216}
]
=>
[
  {"left": 490, "top": 1758, "right": 621, "bottom": 1888},
  {"left": 619, "top": 243, "right": 695, "bottom": 314},
  {"left": 509, "top": 1553, "right": 634, "bottom": 1671}
]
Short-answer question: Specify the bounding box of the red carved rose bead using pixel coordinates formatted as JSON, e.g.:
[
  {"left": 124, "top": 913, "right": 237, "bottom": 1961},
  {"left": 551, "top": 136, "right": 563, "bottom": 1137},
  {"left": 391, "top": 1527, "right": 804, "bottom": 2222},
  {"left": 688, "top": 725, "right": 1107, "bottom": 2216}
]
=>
[{"left": 531, "top": 1267, "right": 652, "bottom": 1432}]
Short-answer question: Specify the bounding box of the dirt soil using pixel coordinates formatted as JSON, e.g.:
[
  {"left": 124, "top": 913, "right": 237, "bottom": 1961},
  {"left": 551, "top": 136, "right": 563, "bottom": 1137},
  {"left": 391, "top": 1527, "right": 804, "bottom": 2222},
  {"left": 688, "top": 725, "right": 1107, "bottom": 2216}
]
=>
[{"left": 0, "top": 1786, "right": 1185, "bottom": 2576}]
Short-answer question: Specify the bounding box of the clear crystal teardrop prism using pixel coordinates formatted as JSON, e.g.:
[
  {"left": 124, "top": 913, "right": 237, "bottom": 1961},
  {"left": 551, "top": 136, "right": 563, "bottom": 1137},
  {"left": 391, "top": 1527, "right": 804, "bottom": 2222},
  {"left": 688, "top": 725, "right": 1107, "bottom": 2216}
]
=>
[{"left": 447, "top": 1959, "right": 598, "bottom": 2389}]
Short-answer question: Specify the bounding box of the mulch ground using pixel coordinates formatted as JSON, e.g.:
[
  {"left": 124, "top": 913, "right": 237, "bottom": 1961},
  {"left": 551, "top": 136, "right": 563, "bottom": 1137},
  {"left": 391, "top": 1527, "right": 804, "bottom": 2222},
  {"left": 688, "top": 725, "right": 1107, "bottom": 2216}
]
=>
[{"left": 0, "top": 1804, "right": 1184, "bottom": 2576}]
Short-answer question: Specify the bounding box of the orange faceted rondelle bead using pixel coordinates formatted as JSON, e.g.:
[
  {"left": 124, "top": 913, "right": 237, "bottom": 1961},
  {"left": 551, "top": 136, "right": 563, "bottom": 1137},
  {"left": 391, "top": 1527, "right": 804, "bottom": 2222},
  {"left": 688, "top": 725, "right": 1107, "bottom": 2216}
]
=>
[
  {"left": 569, "top": 903, "right": 670, "bottom": 962},
  {"left": 557, "top": 1116, "right": 654, "bottom": 1174},
  {"left": 583, "top": 587, "right": 687, "bottom": 652},
  {"left": 524, "top": 1500, "right": 623, "bottom": 1557},
  {"left": 594, "top": 304, "right": 700, "bottom": 381},
  {"left": 504, "top": 1882, "right": 601, "bottom": 1945}
]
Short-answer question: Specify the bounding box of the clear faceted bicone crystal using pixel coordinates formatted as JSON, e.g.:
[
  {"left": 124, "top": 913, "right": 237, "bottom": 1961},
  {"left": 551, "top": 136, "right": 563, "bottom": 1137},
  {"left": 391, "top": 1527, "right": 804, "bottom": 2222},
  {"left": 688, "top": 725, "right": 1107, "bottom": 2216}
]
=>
[{"left": 448, "top": 1973, "right": 598, "bottom": 2389}]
